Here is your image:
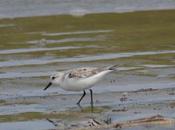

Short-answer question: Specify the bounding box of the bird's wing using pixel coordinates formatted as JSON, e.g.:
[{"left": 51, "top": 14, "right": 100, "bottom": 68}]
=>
[{"left": 66, "top": 67, "right": 103, "bottom": 79}]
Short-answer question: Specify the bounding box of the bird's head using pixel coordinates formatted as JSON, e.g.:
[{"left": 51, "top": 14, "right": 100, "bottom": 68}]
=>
[{"left": 43, "top": 72, "right": 64, "bottom": 90}]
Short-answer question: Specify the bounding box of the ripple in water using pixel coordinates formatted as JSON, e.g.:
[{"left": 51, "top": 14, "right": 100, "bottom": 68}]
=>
[
  {"left": 27, "top": 37, "right": 98, "bottom": 44},
  {"left": 0, "top": 46, "right": 98, "bottom": 54},
  {"left": 0, "top": 50, "right": 175, "bottom": 67},
  {"left": 42, "top": 29, "right": 113, "bottom": 36}
]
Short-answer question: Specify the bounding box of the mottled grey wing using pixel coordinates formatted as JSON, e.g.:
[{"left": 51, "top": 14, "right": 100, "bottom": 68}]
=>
[{"left": 67, "top": 67, "right": 102, "bottom": 79}]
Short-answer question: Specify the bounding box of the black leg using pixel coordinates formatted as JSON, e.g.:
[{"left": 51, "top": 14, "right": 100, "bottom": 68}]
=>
[
  {"left": 89, "top": 89, "right": 93, "bottom": 107},
  {"left": 77, "top": 90, "right": 86, "bottom": 105}
]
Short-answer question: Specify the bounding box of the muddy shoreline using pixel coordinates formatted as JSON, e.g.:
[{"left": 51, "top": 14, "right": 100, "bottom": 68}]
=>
[
  {"left": 1, "top": 88, "right": 175, "bottom": 130},
  {"left": 0, "top": 9, "right": 175, "bottom": 130}
]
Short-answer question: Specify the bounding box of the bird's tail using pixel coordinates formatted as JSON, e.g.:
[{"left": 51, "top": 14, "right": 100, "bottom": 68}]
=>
[{"left": 106, "top": 64, "right": 119, "bottom": 71}]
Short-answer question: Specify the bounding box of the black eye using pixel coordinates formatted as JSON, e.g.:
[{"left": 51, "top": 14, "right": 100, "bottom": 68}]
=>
[{"left": 51, "top": 76, "right": 55, "bottom": 80}]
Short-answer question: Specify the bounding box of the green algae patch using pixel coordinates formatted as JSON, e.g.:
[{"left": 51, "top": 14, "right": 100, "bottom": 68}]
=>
[
  {"left": 1, "top": 9, "right": 175, "bottom": 52},
  {"left": 1, "top": 9, "right": 175, "bottom": 67},
  {"left": 0, "top": 108, "right": 103, "bottom": 123},
  {"left": 0, "top": 112, "right": 44, "bottom": 122},
  {"left": 80, "top": 106, "right": 106, "bottom": 113},
  {"left": 0, "top": 100, "right": 6, "bottom": 104}
]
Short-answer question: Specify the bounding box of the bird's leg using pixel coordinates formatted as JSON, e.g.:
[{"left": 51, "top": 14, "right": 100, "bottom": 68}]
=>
[
  {"left": 77, "top": 90, "right": 86, "bottom": 105},
  {"left": 89, "top": 89, "right": 93, "bottom": 109}
]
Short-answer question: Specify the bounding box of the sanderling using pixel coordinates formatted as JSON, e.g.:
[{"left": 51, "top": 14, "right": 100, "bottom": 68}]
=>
[{"left": 43, "top": 65, "right": 118, "bottom": 107}]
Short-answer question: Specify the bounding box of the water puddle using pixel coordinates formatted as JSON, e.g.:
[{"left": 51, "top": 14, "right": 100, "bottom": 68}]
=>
[
  {"left": 0, "top": 71, "right": 50, "bottom": 79},
  {"left": 0, "top": 104, "right": 45, "bottom": 115},
  {"left": 0, "top": 120, "right": 54, "bottom": 130},
  {"left": 27, "top": 37, "right": 98, "bottom": 44},
  {"left": 0, "top": 24, "right": 15, "bottom": 28},
  {"left": 121, "top": 125, "right": 175, "bottom": 130},
  {"left": 142, "top": 64, "right": 175, "bottom": 68},
  {"left": 0, "top": 46, "right": 97, "bottom": 55},
  {"left": 42, "top": 29, "right": 113, "bottom": 36}
]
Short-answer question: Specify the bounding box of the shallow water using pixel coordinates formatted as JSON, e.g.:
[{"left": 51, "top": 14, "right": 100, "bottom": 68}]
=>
[
  {"left": 0, "top": 8, "right": 175, "bottom": 130},
  {"left": 0, "top": 120, "right": 54, "bottom": 130}
]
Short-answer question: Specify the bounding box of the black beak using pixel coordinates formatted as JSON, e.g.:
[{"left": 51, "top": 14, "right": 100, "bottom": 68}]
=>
[{"left": 43, "top": 82, "right": 52, "bottom": 90}]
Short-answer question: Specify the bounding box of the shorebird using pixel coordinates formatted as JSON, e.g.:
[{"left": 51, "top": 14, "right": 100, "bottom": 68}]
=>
[{"left": 43, "top": 65, "right": 118, "bottom": 107}]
